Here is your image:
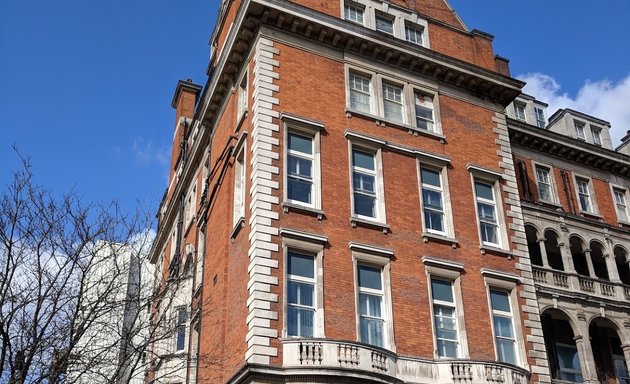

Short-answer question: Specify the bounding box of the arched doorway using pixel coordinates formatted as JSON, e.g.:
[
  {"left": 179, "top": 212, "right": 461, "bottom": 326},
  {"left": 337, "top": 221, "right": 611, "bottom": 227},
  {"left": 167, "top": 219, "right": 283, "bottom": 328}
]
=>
[
  {"left": 589, "top": 317, "right": 629, "bottom": 384},
  {"left": 541, "top": 309, "right": 583, "bottom": 382}
]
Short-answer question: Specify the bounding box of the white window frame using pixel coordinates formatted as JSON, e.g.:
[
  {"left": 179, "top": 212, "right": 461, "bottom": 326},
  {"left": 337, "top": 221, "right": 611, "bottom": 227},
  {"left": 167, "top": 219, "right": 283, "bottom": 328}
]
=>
[
  {"left": 349, "top": 142, "right": 386, "bottom": 223},
  {"left": 574, "top": 120, "right": 586, "bottom": 140},
  {"left": 343, "top": 1, "right": 365, "bottom": 25},
  {"left": 591, "top": 126, "right": 602, "bottom": 146},
  {"left": 556, "top": 342, "right": 583, "bottom": 382},
  {"left": 281, "top": 230, "right": 326, "bottom": 339},
  {"left": 611, "top": 185, "right": 630, "bottom": 223},
  {"left": 194, "top": 223, "right": 206, "bottom": 291},
  {"left": 345, "top": 64, "right": 442, "bottom": 135},
  {"left": 174, "top": 306, "right": 188, "bottom": 353},
  {"left": 469, "top": 166, "right": 508, "bottom": 250},
  {"left": 423, "top": 257, "right": 467, "bottom": 359},
  {"left": 573, "top": 174, "right": 597, "bottom": 214},
  {"left": 382, "top": 80, "right": 405, "bottom": 124},
  {"left": 374, "top": 11, "right": 394, "bottom": 35},
  {"left": 351, "top": 243, "right": 394, "bottom": 351},
  {"left": 481, "top": 269, "right": 526, "bottom": 368},
  {"left": 514, "top": 102, "right": 526, "bottom": 121},
  {"left": 284, "top": 127, "right": 321, "bottom": 209},
  {"left": 286, "top": 250, "right": 318, "bottom": 338},
  {"left": 404, "top": 21, "right": 424, "bottom": 46},
  {"left": 533, "top": 162, "right": 558, "bottom": 204},
  {"left": 418, "top": 161, "right": 454, "bottom": 238},
  {"left": 534, "top": 107, "right": 546, "bottom": 128},
  {"left": 232, "top": 135, "right": 247, "bottom": 228},
  {"left": 236, "top": 73, "right": 248, "bottom": 120},
  {"left": 184, "top": 181, "right": 197, "bottom": 228}
]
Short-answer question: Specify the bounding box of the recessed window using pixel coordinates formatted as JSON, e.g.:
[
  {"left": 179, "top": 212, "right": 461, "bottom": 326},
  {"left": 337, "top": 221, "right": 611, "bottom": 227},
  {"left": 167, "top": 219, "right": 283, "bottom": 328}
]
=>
[
  {"left": 591, "top": 126, "right": 602, "bottom": 146},
  {"left": 575, "top": 177, "right": 593, "bottom": 213},
  {"left": 514, "top": 102, "right": 526, "bottom": 121},
  {"left": 534, "top": 107, "right": 546, "bottom": 128},
  {"left": 287, "top": 132, "right": 314, "bottom": 205},
  {"left": 614, "top": 188, "right": 629, "bottom": 222},
  {"left": 382, "top": 81, "right": 404, "bottom": 123},
  {"left": 431, "top": 278, "right": 460, "bottom": 358},
  {"left": 556, "top": 343, "right": 583, "bottom": 382},
  {"left": 351, "top": 148, "right": 381, "bottom": 220},
  {"left": 420, "top": 168, "right": 445, "bottom": 234},
  {"left": 349, "top": 71, "right": 372, "bottom": 114},
  {"left": 344, "top": 2, "right": 364, "bottom": 25},
  {"left": 233, "top": 147, "right": 246, "bottom": 226},
  {"left": 405, "top": 23, "right": 424, "bottom": 45},
  {"left": 535, "top": 166, "right": 554, "bottom": 202},
  {"left": 375, "top": 13, "right": 394, "bottom": 35},
  {"left": 574, "top": 121, "right": 586, "bottom": 140},
  {"left": 415, "top": 92, "right": 435, "bottom": 132},
  {"left": 287, "top": 251, "right": 316, "bottom": 337},
  {"left": 474, "top": 181, "right": 500, "bottom": 246},
  {"left": 175, "top": 307, "right": 187, "bottom": 352},
  {"left": 357, "top": 265, "right": 385, "bottom": 347},
  {"left": 489, "top": 290, "right": 517, "bottom": 365}
]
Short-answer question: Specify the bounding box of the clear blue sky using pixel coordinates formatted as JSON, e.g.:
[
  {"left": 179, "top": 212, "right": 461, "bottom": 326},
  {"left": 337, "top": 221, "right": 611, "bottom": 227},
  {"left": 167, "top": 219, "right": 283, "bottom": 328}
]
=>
[{"left": 2, "top": 0, "right": 629, "bottom": 217}]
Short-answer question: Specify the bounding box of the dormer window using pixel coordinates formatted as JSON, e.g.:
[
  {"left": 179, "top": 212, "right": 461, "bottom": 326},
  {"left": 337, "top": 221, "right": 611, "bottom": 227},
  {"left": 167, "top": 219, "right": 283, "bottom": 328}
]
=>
[
  {"left": 574, "top": 121, "right": 586, "bottom": 140},
  {"left": 591, "top": 127, "right": 602, "bottom": 146},
  {"left": 534, "top": 107, "right": 546, "bottom": 128},
  {"left": 514, "top": 102, "right": 526, "bottom": 121},
  {"left": 405, "top": 22, "right": 424, "bottom": 46},
  {"left": 375, "top": 12, "right": 394, "bottom": 35},
  {"left": 344, "top": 2, "right": 365, "bottom": 25}
]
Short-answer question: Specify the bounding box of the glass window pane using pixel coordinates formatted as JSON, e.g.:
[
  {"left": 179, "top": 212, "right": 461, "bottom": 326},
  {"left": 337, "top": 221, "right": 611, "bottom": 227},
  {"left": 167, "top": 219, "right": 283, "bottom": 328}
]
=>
[
  {"left": 493, "top": 316, "right": 514, "bottom": 338},
  {"left": 437, "top": 340, "right": 458, "bottom": 358},
  {"left": 490, "top": 290, "right": 511, "bottom": 312},
  {"left": 360, "top": 317, "right": 384, "bottom": 347},
  {"left": 475, "top": 182, "right": 494, "bottom": 201},
  {"left": 481, "top": 223, "right": 498, "bottom": 244},
  {"left": 288, "top": 178, "right": 312, "bottom": 204},
  {"left": 431, "top": 279, "right": 453, "bottom": 302},
  {"left": 478, "top": 203, "right": 496, "bottom": 222},
  {"left": 354, "top": 193, "right": 376, "bottom": 217},
  {"left": 375, "top": 15, "right": 393, "bottom": 34},
  {"left": 352, "top": 150, "right": 374, "bottom": 170},
  {"left": 497, "top": 339, "right": 517, "bottom": 364},
  {"left": 423, "top": 189, "right": 443, "bottom": 209},
  {"left": 288, "top": 133, "right": 312, "bottom": 155},
  {"left": 354, "top": 172, "right": 375, "bottom": 193},
  {"left": 288, "top": 252, "right": 314, "bottom": 278},
  {"left": 288, "top": 155, "right": 312, "bottom": 178},
  {"left": 421, "top": 168, "right": 441, "bottom": 187},
  {"left": 359, "top": 292, "right": 382, "bottom": 317},
  {"left": 358, "top": 266, "right": 382, "bottom": 290},
  {"left": 425, "top": 209, "right": 444, "bottom": 232}
]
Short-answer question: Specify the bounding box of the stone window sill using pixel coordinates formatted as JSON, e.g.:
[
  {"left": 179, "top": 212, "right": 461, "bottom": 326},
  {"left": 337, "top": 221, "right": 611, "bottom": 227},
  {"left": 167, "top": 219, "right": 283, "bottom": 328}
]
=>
[
  {"left": 422, "top": 232, "right": 459, "bottom": 248},
  {"left": 350, "top": 216, "right": 389, "bottom": 234},
  {"left": 480, "top": 245, "right": 513, "bottom": 259},
  {"left": 230, "top": 217, "right": 245, "bottom": 240},
  {"left": 345, "top": 108, "right": 445, "bottom": 143},
  {"left": 282, "top": 201, "right": 324, "bottom": 220}
]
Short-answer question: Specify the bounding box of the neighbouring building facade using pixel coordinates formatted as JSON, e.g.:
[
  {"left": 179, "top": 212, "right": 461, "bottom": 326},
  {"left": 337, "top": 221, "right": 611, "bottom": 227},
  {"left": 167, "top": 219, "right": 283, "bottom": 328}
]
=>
[{"left": 146, "top": 1, "right": 629, "bottom": 384}]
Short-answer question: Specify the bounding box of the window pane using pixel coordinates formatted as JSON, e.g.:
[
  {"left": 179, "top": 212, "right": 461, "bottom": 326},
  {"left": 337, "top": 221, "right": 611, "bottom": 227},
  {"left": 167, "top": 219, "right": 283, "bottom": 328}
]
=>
[
  {"left": 493, "top": 316, "right": 514, "bottom": 338},
  {"left": 423, "top": 189, "right": 443, "bottom": 209},
  {"left": 360, "top": 317, "right": 384, "bottom": 347},
  {"left": 358, "top": 265, "right": 382, "bottom": 290},
  {"left": 288, "top": 252, "right": 314, "bottom": 278},
  {"left": 490, "top": 290, "right": 510, "bottom": 312},
  {"left": 352, "top": 150, "right": 374, "bottom": 170},
  {"left": 425, "top": 209, "right": 444, "bottom": 232},
  {"left": 288, "top": 133, "right": 312, "bottom": 155},
  {"left": 405, "top": 25, "right": 423, "bottom": 45},
  {"left": 497, "top": 339, "right": 517, "bottom": 365},
  {"left": 480, "top": 222, "right": 498, "bottom": 244},
  {"left": 354, "top": 172, "right": 375, "bottom": 193},
  {"left": 475, "top": 182, "right": 494, "bottom": 201},
  {"left": 354, "top": 193, "right": 376, "bottom": 217},
  {"left": 359, "top": 293, "right": 382, "bottom": 317},
  {"left": 478, "top": 203, "right": 496, "bottom": 222},
  {"left": 375, "top": 15, "right": 393, "bottom": 34},
  {"left": 437, "top": 339, "right": 458, "bottom": 358},
  {"left": 287, "top": 307, "right": 314, "bottom": 337},
  {"left": 288, "top": 178, "right": 312, "bottom": 204},
  {"left": 384, "top": 100, "right": 403, "bottom": 122},
  {"left": 431, "top": 279, "right": 453, "bottom": 302},
  {"left": 288, "top": 155, "right": 312, "bottom": 178},
  {"left": 421, "top": 168, "right": 441, "bottom": 187}
]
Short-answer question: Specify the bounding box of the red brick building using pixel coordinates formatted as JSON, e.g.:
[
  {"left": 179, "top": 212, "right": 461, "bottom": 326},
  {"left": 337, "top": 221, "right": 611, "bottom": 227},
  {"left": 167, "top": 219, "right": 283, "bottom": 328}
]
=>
[{"left": 146, "top": 1, "right": 626, "bottom": 384}]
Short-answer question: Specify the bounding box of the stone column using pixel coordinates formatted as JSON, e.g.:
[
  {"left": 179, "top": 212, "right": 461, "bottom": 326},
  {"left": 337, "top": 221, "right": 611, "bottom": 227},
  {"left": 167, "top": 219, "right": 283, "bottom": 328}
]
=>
[
  {"left": 575, "top": 314, "right": 599, "bottom": 384},
  {"left": 538, "top": 237, "right": 550, "bottom": 268},
  {"left": 604, "top": 251, "right": 622, "bottom": 283},
  {"left": 560, "top": 241, "right": 577, "bottom": 273},
  {"left": 584, "top": 250, "right": 595, "bottom": 278},
  {"left": 622, "top": 343, "right": 630, "bottom": 378}
]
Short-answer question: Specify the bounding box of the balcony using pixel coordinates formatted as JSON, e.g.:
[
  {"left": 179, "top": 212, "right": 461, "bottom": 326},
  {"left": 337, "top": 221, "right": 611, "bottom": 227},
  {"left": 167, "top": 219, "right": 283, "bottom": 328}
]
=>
[
  {"left": 532, "top": 266, "right": 630, "bottom": 302},
  {"left": 282, "top": 339, "right": 530, "bottom": 384}
]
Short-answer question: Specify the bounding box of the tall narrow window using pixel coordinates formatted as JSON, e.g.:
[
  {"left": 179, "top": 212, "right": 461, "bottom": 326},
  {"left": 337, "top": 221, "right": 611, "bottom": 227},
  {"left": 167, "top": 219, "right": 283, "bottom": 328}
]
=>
[
  {"left": 352, "top": 149, "right": 379, "bottom": 220},
  {"left": 344, "top": 2, "right": 364, "bottom": 25},
  {"left": 535, "top": 166, "right": 553, "bottom": 202},
  {"left": 514, "top": 102, "right": 526, "bottom": 121},
  {"left": 349, "top": 72, "right": 371, "bottom": 113},
  {"left": 382, "top": 82, "right": 404, "bottom": 123},
  {"left": 358, "top": 265, "right": 385, "bottom": 348},
  {"left": 195, "top": 225, "right": 206, "bottom": 290},
  {"left": 421, "top": 168, "right": 445, "bottom": 234},
  {"left": 614, "top": 189, "right": 629, "bottom": 222},
  {"left": 375, "top": 13, "right": 394, "bottom": 35},
  {"left": 574, "top": 121, "right": 586, "bottom": 140},
  {"left": 415, "top": 92, "right": 435, "bottom": 132},
  {"left": 474, "top": 181, "right": 499, "bottom": 246},
  {"left": 233, "top": 148, "right": 246, "bottom": 226},
  {"left": 237, "top": 76, "right": 247, "bottom": 118},
  {"left": 576, "top": 178, "right": 592, "bottom": 212},
  {"left": 489, "top": 290, "right": 517, "bottom": 364},
  {"left": 287, "top": 132, "right": 314, "bottom": 206},
  {"left": 405, "top": 23, "right": 423, "bottom": 45},
  {"left": 175, "top": 307, "right": 187, "bottom": 352},
  {"left": 591, "top": 127, "right": 602, "bottom": 146},
  {"left": 431, "top": 279, "right": 459, "bottom": 358},
  {"left": 534, "top": 107, "right": 546, "bottom": 128},
  {"left": 287, "top": 251, "right": 316, "bottom": 337}
]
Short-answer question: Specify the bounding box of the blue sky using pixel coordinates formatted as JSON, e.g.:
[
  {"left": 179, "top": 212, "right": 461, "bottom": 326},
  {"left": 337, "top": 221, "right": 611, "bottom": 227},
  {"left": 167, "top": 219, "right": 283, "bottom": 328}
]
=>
[{"left": 1, "top": 0, "right": 629, "bottom": 217}]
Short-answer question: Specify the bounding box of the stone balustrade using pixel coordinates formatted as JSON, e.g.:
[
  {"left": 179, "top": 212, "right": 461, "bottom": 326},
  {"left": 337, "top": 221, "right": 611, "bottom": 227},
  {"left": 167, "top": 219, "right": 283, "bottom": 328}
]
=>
[
  {"left": 532, "top": 266, "right": 630, "bottom": 303},
  {"left": 282, "top": 338, "right": 530, "bottom": 384}
]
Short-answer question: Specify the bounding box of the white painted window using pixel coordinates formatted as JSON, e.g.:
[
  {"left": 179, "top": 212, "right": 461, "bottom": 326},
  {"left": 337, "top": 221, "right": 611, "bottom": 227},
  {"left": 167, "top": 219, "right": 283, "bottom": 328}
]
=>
[
  {"left": 474, "top": 180, "right": 500, "bottom": 246},
  {"left": 574, "top": 121, "right": 586, "bottom": 140},
  {"left": 614, "top": 188, "right": 629, "bottom": 222},
  {"left": 232, "top": 147, "right": 246, "bottom": 226},
  {"left": 556, "top": 343, "right": 583, "bottom": 382},
  {"left": 175, "top": 307, "right": 187, "bottom": 352},
  {"left": 420, "top": 167, "right": 445, "bottom": 235},
  {"left": 534, "top": 107, "right": 546, "bottom": 128},
  {"left": 194, "top": 225, "right": 206, "bottom": 290},
  {"left": 489, "top": 290, "right": 517, "bottom": 365},
  {"left": 349, "top": 71, "right": 372, "bottom": 114},
  {"left": 514, "top": 102, "right": 526, "bottom": 121},
  {"left": 351, "top": 147, "right": 383, "bottom": 221},
  {"left": 237, "top": 75, "right": 247, "bottom": 119},
  {"left": 287, "top": 132, "right": 315, "bottom": 206},
  {"left": 382, "top": 81, "right": 404, "bottom": 123},
  {"left": 375, "top": 12, "right": 394, "bottom": 35},
  {"left": 575, "top": 177, "right": 593, "bottom": 213},
  {"left": 591, "top": 126, "right": 602, "bottom": 146},
  {"left": 535, "top": 165, "right": 554, "bottom": 202},
  {"left": 287, "top": 251, "right": 316, "bottom": 337},
  {"left": 431, "top": 278, "right": 460, "bottom": 358},
  {"left": 357, "top": 264, "right": 386, "bottom": 348},
  {"left": 405, "top": 23, "right": 424, "bottom": 45},
  {"left": 414, "top": 91, "right": 435, "bottom": 132},
  {"left": 344, "top": 2, "right": 364, "bottom": 25},
  {"left": 185, "top": 183, "right": 197, "bottom": 227}
]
